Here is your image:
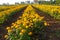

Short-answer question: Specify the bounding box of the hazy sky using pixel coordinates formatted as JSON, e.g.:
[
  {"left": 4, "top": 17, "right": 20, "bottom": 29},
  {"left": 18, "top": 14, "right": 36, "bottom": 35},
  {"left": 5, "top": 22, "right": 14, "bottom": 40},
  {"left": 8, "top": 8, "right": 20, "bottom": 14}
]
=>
[
  {"left": 0, "top": 0, "right": 50, "bottom": 4},
  {"left": 0, "top": 0, "right": 33, "bottom": 4}
]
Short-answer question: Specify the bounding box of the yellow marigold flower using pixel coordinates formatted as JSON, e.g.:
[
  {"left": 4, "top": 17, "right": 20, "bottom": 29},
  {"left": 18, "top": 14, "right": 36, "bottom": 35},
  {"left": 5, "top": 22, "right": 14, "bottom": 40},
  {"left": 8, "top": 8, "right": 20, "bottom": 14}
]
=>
[
  {"left": 19, "top": 16, "right": 21, "bottom": 18},
  {"left": 30, "top": 20, "right": 32, "bottom": 22},
  {"left": 26, "top": 26, "right": 29, "bottom": 28},
  {"left": 23, "top": 23, "right": 27, "bottom": 26},
  {"left": 11, "top": 26, "right": 14, "bottom": 28},
  {"left": 29, "top": 24, "right": 31, "bottom": 27},
  {"left": 15, "top": 25, "right": 19, "bottom": 28},
  {"left": 44, "top": 22, "right": 49, "bottom": 26},
  {"left": 16, "top": 20, "right": 21, "bottom": 24},
  {"left": 33, "top": 19, "right": 36, "bottom": 21},
  {"left": 12, "top": 23, "right": 14, "bottom": 25},
  {"left": 28, "top": 32, "right": 32, "bottom": 35},
  {"left": 13, "top": 23, "right": 17, "bottom": 26},
  {"left": 41, "top": 17, "right": 44, "bottom": 19},
  {"left": 0, "top": 14, "right": 3, "bottom": 17},
  {"left": 8, "top": 29, "right": 12, "bottom": 33},
  {"left": 19, "top": 32, "right": 23, "bottom": 35},
  {"left": 21, "top": 29, "right": 26, "bottom": 33},
  {"left": 4, "top": 35, "right": 8, "bottom": 39},
  {"left": 6, "top": 27, "right": 10, "bottom": 30},
  {"left": 26, "top": 21, "right": 29, "bottom": 23}
]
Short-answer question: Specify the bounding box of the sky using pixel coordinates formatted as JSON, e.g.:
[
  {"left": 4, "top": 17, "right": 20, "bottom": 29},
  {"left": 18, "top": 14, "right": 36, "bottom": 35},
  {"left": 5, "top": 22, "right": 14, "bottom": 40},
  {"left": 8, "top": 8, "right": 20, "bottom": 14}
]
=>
[
  {"left": 0, "top": 0, "right": 33, "bottom": 4},
  {"left": 0, "top": 0, "right": 50, "bottom": 4}
]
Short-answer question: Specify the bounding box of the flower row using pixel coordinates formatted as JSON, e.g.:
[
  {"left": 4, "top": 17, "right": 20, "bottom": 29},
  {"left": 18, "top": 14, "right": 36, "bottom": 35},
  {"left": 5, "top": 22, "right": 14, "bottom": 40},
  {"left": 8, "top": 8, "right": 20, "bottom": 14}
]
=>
[
  {"left": 5, "top": 5, "right": 49, "bottom": 40},
  {"left": 33, "top": 4, "right": 60, "bottom": 20},
  {"left": 0, "top": 5, "right": 26, "bottom": 24}
]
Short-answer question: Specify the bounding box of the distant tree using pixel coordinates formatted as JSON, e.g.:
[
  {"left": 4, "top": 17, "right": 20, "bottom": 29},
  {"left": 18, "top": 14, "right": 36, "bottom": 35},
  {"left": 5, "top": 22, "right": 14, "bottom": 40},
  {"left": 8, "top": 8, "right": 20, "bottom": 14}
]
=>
[
  {"left": 56, "top": 0, "right": 60, "bottom": 4},
  {"left": 15, "top": 2, "right": 19, "bottom": 5},
  {"left": 50, "top": 0, "right": 53, "bottom": 2},
  {"left": 50, "top": 0, "right": 53, "bottom": 4}
]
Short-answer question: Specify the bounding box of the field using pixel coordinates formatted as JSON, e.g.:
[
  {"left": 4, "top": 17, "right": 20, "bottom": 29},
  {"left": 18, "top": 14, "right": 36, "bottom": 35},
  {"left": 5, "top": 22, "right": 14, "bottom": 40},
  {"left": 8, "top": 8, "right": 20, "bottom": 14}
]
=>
[{"left": 0, "top": 4, "right": 60, "bottom": 40}]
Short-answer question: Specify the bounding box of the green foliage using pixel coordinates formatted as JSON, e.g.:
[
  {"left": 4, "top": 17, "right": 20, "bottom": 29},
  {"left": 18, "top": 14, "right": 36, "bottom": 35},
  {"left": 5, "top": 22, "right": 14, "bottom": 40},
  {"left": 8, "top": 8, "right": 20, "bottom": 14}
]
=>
[
  {"left": 0, "top": 13, "right": 6, "bottom": 24},
  {"left": 56, "top": 0, "right": 60, "bottom": 4}
]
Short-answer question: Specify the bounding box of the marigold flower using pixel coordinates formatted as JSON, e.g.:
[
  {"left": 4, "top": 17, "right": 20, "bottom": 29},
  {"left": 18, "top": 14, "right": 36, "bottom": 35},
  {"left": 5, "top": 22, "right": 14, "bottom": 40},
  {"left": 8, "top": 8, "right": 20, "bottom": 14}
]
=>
[
  {"left": 0, "top": 14, "right": 3, "bottom": 17},
  {"left": 4, "top": 35, "right": 8, "bottom": 39},
  {"left": 6, "top": 27, "right": 11, "bottom": 30},
  {"left": 21, "top": 29, "right": 26, "bottom": 33},
  {"left": 8, "top": 29, "right": 12, "bottom": 33},
  {"left": 15, "top": 25, "right": 19, "bottom": 28},
  {"left": 28, "top": 32, "right": 32, "bottom": 35},
  {"left": 11, "top": 26, "right": 14, "bottom": 28},
  {"left": 19, "top": 32, "right": 23, "bottom": 35},
  {"left": 26, "top": 26, "right": 29, "bottom": 28},
  {"left": 44, "top": 22, "right": 49, "bottom": 26}
]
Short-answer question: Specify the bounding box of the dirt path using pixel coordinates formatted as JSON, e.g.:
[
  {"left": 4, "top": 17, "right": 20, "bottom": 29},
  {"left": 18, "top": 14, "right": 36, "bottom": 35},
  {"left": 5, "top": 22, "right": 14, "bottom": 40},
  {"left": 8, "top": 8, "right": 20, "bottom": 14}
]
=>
[{"left": 0, "top": 6, "right": 27, "bottom": 40}]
